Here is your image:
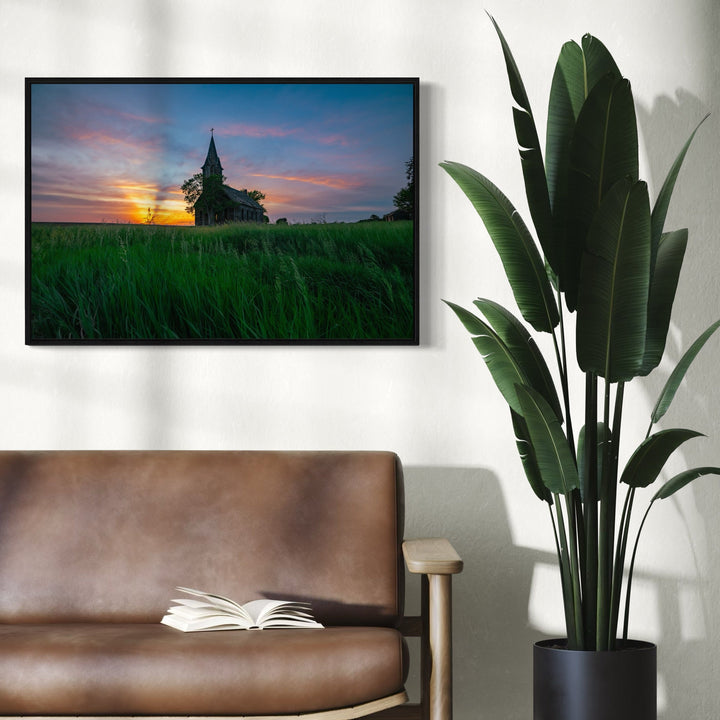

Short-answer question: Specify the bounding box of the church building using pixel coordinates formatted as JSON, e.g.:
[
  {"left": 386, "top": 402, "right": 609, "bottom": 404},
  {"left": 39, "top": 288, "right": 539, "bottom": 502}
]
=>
[{"left": 194, "top": 133, "right": 265, "bottom": 226}]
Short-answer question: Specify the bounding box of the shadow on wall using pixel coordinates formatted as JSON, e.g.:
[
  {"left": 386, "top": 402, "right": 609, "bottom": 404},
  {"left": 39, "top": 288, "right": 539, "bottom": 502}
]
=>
[
  {"left": 404, "top": 465, "right": 719, "bottom": 720},
  {"left": 637, "top": 87, "right": 720, "bottom": 719},
  {"left": 403, "top": 466, "right": 542, "bottom": 720}
]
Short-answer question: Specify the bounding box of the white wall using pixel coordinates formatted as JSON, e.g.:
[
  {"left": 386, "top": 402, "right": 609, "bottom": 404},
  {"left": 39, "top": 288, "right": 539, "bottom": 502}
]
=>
[{"left": 2, "top": 0, "right": 720, "bottom": 717}]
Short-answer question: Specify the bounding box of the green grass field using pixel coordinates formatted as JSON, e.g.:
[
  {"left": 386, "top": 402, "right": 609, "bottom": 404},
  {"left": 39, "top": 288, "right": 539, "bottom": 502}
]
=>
[{"left": 29, "top": 220, "right": 416, "bottom": 342}]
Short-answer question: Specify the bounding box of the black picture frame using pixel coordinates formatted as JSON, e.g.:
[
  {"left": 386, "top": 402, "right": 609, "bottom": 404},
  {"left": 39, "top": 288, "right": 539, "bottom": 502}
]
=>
[{"left": 26, "top": 77, "right": 419, "bottom": 346}]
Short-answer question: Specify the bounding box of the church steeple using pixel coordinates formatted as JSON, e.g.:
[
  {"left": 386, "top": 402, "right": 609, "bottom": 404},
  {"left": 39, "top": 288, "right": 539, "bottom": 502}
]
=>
[{"left": 201, "top": 129, "right": 223, "bottom": 179}]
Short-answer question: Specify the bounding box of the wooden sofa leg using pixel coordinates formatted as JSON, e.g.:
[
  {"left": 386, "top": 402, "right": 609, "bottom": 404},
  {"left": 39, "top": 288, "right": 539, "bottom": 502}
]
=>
[{"left": 428, "top": 573, "right": 452, "bottom": 720}]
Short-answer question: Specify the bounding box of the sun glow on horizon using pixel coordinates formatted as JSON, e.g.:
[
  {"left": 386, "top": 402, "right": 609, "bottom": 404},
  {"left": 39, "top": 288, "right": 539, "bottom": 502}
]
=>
[{"left": 30, "top": 81, "right": 415, "bottom": 225}]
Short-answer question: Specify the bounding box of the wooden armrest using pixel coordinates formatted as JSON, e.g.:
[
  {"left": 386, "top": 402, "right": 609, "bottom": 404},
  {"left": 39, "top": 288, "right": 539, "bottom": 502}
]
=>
[
  {"left": 402, "top": 539, "right": 461, "bottom": 720},
  {"left": 403, "top": 538, "right": 463, "bottom": 575}
]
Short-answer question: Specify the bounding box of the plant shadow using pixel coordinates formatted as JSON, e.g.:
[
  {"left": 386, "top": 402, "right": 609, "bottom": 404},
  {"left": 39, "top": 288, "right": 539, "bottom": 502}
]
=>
[
  {"left": 636, "top": 85, "right": 720, "bottom": 719},
  {"left": 405, "top": 463, "right": 720, "bottom": 719},
  {"left": 404, "top": 465, "right": 551, "bottom": 720}
]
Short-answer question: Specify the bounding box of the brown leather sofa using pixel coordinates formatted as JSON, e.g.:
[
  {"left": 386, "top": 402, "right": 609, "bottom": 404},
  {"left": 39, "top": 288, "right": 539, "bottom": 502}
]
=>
[{"left": 0, "top": 451, "right": 462, "bottom": 719}]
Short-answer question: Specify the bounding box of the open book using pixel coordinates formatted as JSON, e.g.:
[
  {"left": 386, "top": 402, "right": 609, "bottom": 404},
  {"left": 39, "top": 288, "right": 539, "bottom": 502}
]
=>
[{"left": 160, "top": 586, "right": 324, "bottom": 632}]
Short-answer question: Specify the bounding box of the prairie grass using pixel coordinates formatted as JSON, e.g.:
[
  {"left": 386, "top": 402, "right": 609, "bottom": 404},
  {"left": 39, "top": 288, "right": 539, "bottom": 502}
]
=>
[{"left": 29, "top": 221, "right": 416, "bottom": 342}]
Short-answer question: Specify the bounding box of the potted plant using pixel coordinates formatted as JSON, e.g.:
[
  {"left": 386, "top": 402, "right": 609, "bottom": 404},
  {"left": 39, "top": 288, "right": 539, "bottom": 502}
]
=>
[{"left": 442, "top": 15, "right": 719, "bottom": 720}]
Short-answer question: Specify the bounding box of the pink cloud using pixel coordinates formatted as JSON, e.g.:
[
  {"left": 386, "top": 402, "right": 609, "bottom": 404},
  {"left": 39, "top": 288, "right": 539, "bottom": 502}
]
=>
[
  {"left": 314, "top": 133, "right": 351, "bottom": 147},
  {"left": 215, "top": 122, "right": 299, "bottom": 139},
  {"left": 116, "top": 110, "right": 164, "bottom": 124},
  {"left": 215, "top": 123, "right": 351, "bottom": 147},
  {"left": 66, "top": 128, "right": 163, "bottom": 155}
]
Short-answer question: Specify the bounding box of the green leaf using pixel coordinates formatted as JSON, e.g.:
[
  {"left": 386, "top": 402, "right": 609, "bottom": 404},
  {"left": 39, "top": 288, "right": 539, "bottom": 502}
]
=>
[
  {"left": 511, "top": 409, "right": 553, "bottom": 503},
  {"left": 651, "top": 114, "right": 709, "bottom": 251},
  {"left": 577, "top": 422, "right": 608, "bottom": 501},
  {"left": 487, "top": 14, "right": 555, "bottom": 269},
  {"left": 440, "top": 161, "right": 559, "bottom": 332},
  {"left": 621, "top": 428, "right": 703, "bottom": 489},
  {"left": 651, "top": 318, "right": 720, "bottom": 425},
  {"left": 576, "top": 178, "right": 651, "bottom": 382},
  {"left": 639, "top": 229, "right": 688, "bottom": 375},
  {"left": 546, "top": 40, "right": 584, "bottom": 285},
  {"left": 571, "top": 75, "right": 639, "bottom": 208},
  {"left": 546, "top": 35, "right": 622, "bottom": 216},
  {"left": 444, "top": 300, "right": 527, "bottom": 414},
  {"left": 546, "top": 41, "right": 584, "bottom": 208},
  {"left": 564, "top": 76, "right": 639, "bottom": 310},
  {"left": 474, "top": 298, "right": 563, "bottom": 421},
  {"left": 581, "top": 34, "right": 622, "bottom": 87},
  {"left": 515, "top": 384, "right": 579, "bottom": 495},
  {"left": 653, "top": 467, "right": 720, "bottom": 501},
  {"left": 444, "top": 299, "right": 562, "bottom": 420}
]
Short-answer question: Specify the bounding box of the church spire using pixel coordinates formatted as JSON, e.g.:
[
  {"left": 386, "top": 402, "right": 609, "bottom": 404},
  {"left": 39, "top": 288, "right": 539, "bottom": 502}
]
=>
[{"left": 202, "top": 130, "right": 223, "bottom": 179}]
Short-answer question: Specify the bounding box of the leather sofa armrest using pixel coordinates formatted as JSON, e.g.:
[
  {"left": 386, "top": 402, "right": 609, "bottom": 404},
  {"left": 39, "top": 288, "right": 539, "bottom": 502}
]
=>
[{"left": 402, "top": 538, "right": 463, "bottom": 576}]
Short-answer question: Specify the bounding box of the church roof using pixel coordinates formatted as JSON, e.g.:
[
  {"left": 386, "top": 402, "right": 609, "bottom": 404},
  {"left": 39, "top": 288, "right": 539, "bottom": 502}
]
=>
[
  {"left": 223, "top": 185, "right": 264, "bottom": 210},
  {"left": 202, "top": 135, "right": 223, "bottom": 174},
  {"left": 195, "top": 133, "right": 263, "bottom": 214}
]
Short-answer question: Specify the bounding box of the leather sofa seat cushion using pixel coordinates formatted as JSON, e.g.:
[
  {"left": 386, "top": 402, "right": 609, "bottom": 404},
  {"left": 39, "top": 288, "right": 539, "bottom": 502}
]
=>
[{"left": 0, "top": 623, "right": 406, "bottom": 715}]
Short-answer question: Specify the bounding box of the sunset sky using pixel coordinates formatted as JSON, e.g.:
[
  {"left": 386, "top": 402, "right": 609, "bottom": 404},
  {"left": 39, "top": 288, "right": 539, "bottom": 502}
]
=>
[{"left": 29, "top": 81, "right": 415, "bottom": 225}]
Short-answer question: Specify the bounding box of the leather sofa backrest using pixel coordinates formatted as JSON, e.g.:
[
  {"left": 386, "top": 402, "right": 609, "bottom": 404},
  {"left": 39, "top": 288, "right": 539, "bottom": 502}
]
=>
[{"left": 0, "top": 451, "right": 404, "bottom": 626}]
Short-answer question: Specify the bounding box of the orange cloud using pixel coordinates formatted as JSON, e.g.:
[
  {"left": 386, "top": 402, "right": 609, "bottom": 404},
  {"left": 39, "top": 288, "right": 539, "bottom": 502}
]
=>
[{"left": 249, "top": 172, "right": 364, "bottom": 190}]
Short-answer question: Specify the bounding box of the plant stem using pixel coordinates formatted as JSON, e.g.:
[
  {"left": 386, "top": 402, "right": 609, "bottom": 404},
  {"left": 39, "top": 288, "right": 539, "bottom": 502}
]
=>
[
  {"left": 554, "top": 497, "right": 580, "bottom": 649},
  {"left": 553, "top": 296, "right": 587, "bottom": 648},
  {"left": 564, "top": 492, "right": 585, "bottom": 648},
  {"left": 553, "top": 299, "right": 575, "bottom": 457},
  {"left": 610, "top": 485, "right": 633, "bottom": 643},
  {"left": 583, "top": 372, "right": 598, "bottom": 648},
  {"left": 606, "top": 381, "right": 625, "bottom": 649},
  {"left": 549, "top": 501, "right": 574, "bottom": 644},
  {"left": 596, "top": 380, "right": 612, "bottom": 649},
  {"left": 623, "top": 497, "right": 655, "bottom": 641},
  {"left": 617, "top": 401, "right": 654, "bottom": 642}
]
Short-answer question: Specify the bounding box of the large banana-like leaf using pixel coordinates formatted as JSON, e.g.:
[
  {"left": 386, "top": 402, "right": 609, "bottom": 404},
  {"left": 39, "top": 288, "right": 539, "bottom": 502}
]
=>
[
  {"left": 444, "top": 300, "right": 526, "bottom": 414},
  {"left": 515, "top": 384, "right": 579, "bottom": 495},
  {"left": 620, "top": 428, "right": 703, "bottom": 489},
  {"left": 546, "top": 35, "right": 621, "bottom": 284},
  {"left": 546, "top": 40, "right": 584, "bottom": 219},
  {"left": 474, "top": 298, "right": 563, "bottom": 421},
  {"left": 639, "top": 229, "right": 688, "bottom": 375},
  {"left": 650, "top": 318, "right": 720, "bottom": 425},
  {"left": 651, "top": 114, "right": 709, "bottom": 251},
  {"left": 487, "top": 14, "right": 555, "bottom": 269},
  {"left": 576, "top": 178, "right": 651, "bottom": 382},
  {"left": 511, "top": 409, "right": 553, "bottom": 503},
  {"left": 444, "top": 299, "right": 562, "bottom": 418},
  {"left": 653, "top": 467, "right": 720, "bottom": 501},
  {"left": 440, "top": 161, "right": 559, "bottom": 332},
  {"left": 571, "top": 75, "right": 639, "bottom": 208},
  {"left": 564, "top": 76, "right": 639, "bottom": 310},
  {"left": 581, "top": 34, "right": 622, "bottom": 87}
]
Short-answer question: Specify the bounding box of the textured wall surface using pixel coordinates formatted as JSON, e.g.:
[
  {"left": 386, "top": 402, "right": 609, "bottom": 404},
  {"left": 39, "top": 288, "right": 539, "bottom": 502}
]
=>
[{"left": 2, "top": 0, "right": 719, "bottom": 717}]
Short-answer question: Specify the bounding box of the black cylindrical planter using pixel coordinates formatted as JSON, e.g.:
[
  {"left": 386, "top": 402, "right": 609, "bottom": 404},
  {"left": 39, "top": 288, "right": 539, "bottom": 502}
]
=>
[{"left": 534, "top": 639, "right": 656, "bottom": 720}]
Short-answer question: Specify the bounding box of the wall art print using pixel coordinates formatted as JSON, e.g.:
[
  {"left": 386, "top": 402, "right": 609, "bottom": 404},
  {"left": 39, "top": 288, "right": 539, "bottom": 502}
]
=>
[{"left": 26, "top": 78, "right": 418, "bottom": 345}]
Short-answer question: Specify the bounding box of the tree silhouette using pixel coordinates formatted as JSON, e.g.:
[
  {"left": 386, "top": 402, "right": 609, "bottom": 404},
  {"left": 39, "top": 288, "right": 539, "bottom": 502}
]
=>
[
  {"left": 182, "top": 172, "right": 234, "bottom": 222},
  {"left": 393, "top": 156, "right": 415, "bottom": 215}
]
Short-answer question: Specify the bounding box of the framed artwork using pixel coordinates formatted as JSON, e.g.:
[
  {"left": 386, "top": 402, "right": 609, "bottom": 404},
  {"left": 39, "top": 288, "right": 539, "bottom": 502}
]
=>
[{"left": 26, "top": 78, "right": 418, "bottom": 345}]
